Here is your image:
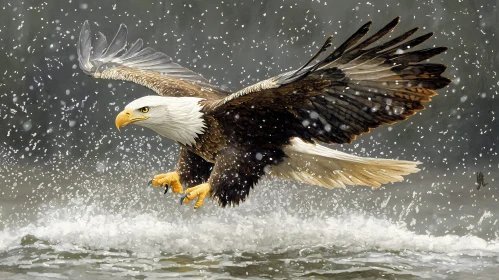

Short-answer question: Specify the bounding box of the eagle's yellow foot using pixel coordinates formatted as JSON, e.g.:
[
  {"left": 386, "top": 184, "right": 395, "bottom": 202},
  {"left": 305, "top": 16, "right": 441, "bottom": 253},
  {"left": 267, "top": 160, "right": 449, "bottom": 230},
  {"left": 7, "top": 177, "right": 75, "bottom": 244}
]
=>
[
  {"left": 181, "top": 183, "right": 211, "bottom": 209},
  {"left": 149, "top": 172, "right": 183, "bottom": 194}
]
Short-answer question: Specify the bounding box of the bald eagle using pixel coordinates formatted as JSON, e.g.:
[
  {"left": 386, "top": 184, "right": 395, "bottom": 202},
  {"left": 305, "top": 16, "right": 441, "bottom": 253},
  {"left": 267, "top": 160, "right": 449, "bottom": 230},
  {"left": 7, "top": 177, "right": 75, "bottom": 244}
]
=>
[{"left": 78, "top": 17, "right": 450, "bottom": 208}]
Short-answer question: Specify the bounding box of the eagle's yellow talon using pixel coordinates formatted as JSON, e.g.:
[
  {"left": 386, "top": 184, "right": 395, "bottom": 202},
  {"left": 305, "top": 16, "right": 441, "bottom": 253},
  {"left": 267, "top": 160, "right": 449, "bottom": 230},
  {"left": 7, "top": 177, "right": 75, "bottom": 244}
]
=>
[
  {"left": 182, "top": 196, "right": 192, "bottom": 205},
  {"left": 151, "top": 172, "right": 183, "bottom": 194},
  {"left": 182, "top": 183, "right": 211, "bottom": 209}
]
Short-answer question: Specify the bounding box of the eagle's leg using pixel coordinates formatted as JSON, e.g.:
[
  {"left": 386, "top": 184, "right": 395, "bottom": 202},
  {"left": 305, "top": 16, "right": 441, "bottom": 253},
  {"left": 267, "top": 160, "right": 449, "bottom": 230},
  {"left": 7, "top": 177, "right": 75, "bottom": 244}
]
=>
[
  {"left": 179, "top": 147, "right": 286, "bottom": 208},
  {"left": 151, "top": 147, "right": 213, "bottom": 197},
  {"left": 150, "top": 172, "right": 183, "bottom": 193},
  {"left": 181, "top": 183, "right": 211, "bottom": 209}
]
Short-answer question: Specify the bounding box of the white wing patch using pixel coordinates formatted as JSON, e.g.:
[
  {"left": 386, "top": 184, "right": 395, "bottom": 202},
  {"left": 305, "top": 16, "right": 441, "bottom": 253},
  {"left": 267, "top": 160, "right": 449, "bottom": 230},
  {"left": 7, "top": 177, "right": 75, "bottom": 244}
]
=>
[{"left": 270, "top": 138, "right": 421, "bottom": 188}]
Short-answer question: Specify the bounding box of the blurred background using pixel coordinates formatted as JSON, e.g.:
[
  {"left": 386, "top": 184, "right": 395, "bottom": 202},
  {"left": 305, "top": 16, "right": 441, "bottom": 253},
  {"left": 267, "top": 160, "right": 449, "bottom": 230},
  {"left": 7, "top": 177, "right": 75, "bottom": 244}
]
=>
[{"left": 0, "top": 0, "right": 498, "bottom": 279}]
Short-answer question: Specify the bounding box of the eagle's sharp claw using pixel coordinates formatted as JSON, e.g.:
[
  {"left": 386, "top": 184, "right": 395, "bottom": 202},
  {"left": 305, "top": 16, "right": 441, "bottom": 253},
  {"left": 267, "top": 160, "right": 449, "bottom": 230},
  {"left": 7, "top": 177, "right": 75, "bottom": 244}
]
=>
[
  {"left": 147, "top": 180, "right": 153, "bottom": 186},
  {"left": 182, "top": 183, "right": 210, "bottom": 209},
  {"left": 180, "top": 195, "right": 188, "bottom": 205},
  {"left": 150, "top": 172, "right": 183, "bottom": 194}
]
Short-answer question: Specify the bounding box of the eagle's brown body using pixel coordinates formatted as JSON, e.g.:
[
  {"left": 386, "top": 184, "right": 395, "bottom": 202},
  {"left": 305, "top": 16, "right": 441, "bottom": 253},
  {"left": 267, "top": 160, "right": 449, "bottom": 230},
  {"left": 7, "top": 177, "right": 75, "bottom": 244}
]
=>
[
  {"left": 79, "top": 17, "right": 451, "bottom": 207},
  {"left": 185, "top": 110, "right": 225, "bottom": 162}
]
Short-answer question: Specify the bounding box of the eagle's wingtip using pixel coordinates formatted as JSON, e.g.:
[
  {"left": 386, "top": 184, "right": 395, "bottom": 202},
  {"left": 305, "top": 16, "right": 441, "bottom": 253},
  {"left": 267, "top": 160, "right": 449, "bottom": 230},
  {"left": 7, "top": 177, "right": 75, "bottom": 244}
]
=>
[
  {"left": 119, "top": 23, "right": 128, "bottom": 31},
  {"left": 81, "top": 20, "right": 90, "bottom": 32}
]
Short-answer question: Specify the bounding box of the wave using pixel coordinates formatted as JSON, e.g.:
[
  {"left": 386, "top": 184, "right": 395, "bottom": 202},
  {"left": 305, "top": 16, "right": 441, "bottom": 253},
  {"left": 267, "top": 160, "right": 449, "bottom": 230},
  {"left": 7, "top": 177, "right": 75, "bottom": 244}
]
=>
[{"left": 1, "top": 198, "right": 498, "bottom": 257}]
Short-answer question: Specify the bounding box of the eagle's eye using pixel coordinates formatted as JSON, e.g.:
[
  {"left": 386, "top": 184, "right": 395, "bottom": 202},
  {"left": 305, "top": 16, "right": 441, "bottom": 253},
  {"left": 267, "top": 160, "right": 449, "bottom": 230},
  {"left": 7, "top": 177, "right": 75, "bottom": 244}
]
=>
[{"left": 139, "top": 107, "right": 150, "bottom": 113}]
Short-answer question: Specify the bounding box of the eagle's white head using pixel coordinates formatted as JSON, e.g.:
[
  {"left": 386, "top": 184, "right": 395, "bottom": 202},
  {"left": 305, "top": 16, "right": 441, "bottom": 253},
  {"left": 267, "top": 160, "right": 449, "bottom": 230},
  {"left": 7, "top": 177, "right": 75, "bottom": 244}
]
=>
[{"left": 115, "top": 96, "right": 206, "bottom": 145}]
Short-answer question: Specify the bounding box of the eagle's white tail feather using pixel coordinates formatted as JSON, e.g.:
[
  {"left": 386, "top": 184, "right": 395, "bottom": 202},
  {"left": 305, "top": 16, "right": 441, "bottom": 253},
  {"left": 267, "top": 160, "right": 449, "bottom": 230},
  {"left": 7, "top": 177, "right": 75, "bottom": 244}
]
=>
[{"left": 270, "top": 138, "right": 420, "bottom": 188}]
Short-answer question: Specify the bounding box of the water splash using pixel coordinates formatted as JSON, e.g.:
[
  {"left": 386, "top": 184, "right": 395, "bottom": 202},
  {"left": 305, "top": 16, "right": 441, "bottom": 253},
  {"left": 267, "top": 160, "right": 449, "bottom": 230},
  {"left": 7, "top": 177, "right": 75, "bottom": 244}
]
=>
[{"left": 1, "top": 197, "right": 498, "bottom": 257}]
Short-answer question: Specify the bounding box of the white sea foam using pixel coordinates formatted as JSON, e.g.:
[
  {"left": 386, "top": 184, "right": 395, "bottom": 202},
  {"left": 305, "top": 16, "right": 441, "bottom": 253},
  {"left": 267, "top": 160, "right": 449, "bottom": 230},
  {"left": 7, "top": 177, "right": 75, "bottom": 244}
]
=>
[{"left": 1, "top": 200, "right": 498, "bottom": 257}]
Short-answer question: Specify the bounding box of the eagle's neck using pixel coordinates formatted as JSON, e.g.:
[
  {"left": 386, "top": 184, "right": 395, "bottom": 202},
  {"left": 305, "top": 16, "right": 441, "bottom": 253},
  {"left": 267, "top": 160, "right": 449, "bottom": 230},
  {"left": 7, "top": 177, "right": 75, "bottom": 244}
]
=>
[{"left": 144, "top": 97, "right": 206, "bottom": 146}]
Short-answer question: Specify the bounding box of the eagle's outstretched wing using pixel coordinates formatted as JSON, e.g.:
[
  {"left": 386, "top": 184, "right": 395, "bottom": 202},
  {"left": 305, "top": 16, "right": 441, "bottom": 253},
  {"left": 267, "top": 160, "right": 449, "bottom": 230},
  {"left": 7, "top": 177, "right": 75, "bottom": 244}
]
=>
[
  {"left": 78, "top": 21, "right": 227, "bottom": 98},
  {"left": 213, "top": 17, "right": 451, "bottom": 144}
]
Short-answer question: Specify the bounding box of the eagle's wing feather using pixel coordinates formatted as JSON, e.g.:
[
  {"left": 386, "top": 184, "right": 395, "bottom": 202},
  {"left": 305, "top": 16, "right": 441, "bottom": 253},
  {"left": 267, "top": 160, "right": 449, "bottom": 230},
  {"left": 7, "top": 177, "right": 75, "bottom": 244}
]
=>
[
  {"left": 214, "top": 17, "right": 451, "bottom": 144},
  {"left": 78, "top": 21, "right": 227, "bottom": 98}
]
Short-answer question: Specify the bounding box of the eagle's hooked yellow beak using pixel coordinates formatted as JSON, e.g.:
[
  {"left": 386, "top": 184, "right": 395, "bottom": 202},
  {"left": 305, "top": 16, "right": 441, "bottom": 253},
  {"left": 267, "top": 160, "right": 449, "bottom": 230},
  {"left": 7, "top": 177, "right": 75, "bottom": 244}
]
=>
[{"left": 115, "top": 108, "right": 148, "bottom": 131}]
